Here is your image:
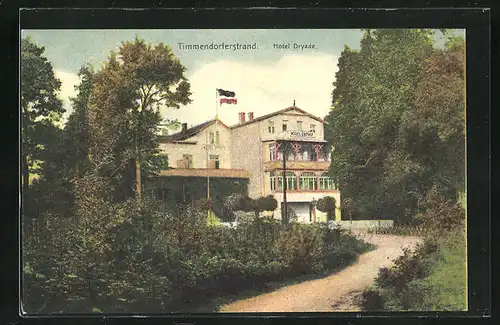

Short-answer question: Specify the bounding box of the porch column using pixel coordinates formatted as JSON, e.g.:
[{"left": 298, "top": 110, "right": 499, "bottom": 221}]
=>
[
  {"left": 314, "top": 171, "right": 322, "bottom": 191},
  {"left": 295, "top": 171, "right": 301, "bottom": 191}
]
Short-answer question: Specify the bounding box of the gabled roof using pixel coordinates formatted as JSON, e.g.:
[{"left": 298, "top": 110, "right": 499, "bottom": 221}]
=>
[
  {"left": 230, "top": 106, "right": 325, "bottom": 129},
  {"left": 159, "top": 118, "right": 229, "bottom": 142}
]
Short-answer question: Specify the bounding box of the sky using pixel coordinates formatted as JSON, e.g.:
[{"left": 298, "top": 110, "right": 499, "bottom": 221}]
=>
[{"left": 21, "top": 29, "right": 462, "bottom": 128}]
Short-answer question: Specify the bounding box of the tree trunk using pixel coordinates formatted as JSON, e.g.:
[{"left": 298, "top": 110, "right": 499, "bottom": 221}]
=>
[
  {"left": 134, "top": 113, "right": 142, "bottom": 199},
  {"left": 135, "top": 157, "right": 142, "bottom": 199},
  {"left": 22, "top": 114, "right": 30, "bottom": 190},
  {"left": 23, "top": 152, "right": 29, "bottom": 190}
]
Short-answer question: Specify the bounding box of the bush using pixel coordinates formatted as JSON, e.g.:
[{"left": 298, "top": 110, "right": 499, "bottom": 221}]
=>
[
  {"left": 363, "top": 229, "right": 463, "bottom": 311},
  {"left": 23, "top": 198, "right": 375, "bottom": 313},
  {"left": 416, "top": 186, "right": 465, "bottom": 232},
  {"left": 361, "top": 288, "right": 385, "bottom": 311},
  {"left": 316, "top": 196, "right": 337, "bottom": 221}
]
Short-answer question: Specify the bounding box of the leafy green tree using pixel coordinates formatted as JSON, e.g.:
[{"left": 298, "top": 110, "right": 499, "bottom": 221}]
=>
[
  {"left": 326, "top": 30, "right": 465, "bottom": 224},
  {"left": 316, "top": 196, "right": 337, "bottom": 221},
  {"left": 62, "top": 64, "right": 94, "bottom": 179},
  {"left": 325, "top": 29, "right": 438, "bottom": 223},
  {"left": 87, "top": 37, "right": 192, "bottom": 200},
  {"left": 21, "top": 37, "right": 64, "bottom": 190},
  {"left": 255, "top": 195, "right": 278, "bottom": 214}
]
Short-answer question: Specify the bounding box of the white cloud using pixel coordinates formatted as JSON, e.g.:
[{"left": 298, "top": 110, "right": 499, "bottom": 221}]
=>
[
  {"left": 160, "top": 53, "right": 339, "bottom": 128},
  {"left": 55, "top": 70, "right": 80, "bottom": 121}
]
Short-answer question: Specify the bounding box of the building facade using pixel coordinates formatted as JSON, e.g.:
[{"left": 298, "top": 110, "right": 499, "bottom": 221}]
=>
[{"left": 158, "top": 105, "right": 341, "bottom": 223}]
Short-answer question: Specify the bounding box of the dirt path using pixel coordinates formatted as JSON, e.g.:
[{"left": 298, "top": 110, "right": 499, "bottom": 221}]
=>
[{"left": 219, "top": 233, "right": 422, "bottom": 312}]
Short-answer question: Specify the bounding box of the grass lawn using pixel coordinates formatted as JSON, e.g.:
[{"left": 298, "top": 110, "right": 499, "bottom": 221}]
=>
[
  {"left": 413, "top": 230, "right": 467, "bottom": 311},
  {"left": 371, "top": 228, "right": 467, "bottom": 311}
]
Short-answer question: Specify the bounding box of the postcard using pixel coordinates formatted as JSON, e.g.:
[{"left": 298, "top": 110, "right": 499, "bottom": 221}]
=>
[{"left": 20, "top": 26, "right": 469, "bottom": 315}]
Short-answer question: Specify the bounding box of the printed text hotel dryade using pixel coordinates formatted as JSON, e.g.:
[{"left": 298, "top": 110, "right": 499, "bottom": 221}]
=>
[
  {"left": 178, "top": 42, "right": 258, "bottom": 51},
  {"left": 273, "top": 43, "right": 316, "bottom": 50}
]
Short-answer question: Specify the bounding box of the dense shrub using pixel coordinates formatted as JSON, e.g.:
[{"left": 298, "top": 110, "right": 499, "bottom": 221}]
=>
[
  {"left": 361, "top": 235, "right": 452, "bottom": 311},
  {"left": 23, "top": 198, "right": 374, "bottom": 313},
  {"left": 361, "top": 288, "right": 385, "bottom": 311},
  {"left": 316, "top": 196, "right": 337, "bottom": 221},
  {"left": 416, "top": 197, "right": 465, "bottom": 232}
]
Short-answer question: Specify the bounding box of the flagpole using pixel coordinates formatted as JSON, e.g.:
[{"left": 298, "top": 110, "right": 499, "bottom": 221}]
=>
[
  {"left": 215, "top": 88, "right": 219, "bottom": 120},
  {"left": 206, "top": 130, "right": 210, "bottom": 219}
]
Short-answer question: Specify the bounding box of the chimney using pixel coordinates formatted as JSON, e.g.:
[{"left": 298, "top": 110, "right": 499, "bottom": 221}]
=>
[
  {"left": 181, "top": 123, "right": 188, "bottom": 133},
  {"left": 248, "top": 112, "right": 254, "bottom": 121},
  {"left": 238, "top": 112, "right": 246, "bottom": 124}
]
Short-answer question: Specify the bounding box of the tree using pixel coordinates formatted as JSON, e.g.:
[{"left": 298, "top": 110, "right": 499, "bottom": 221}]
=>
[
  {"left": 316, "top": 196, "right": 337, "bottom": 221},
  {"left": 21, "top": 37, "right": 64, "bottom": 190},
  {"left": 325, "top": 29, "right": 436, "bottom": 223},
  {"left": 255, "top": 195, "right": 278, "bottom": 215},
  {"left": 238, "top": 195, "right": 256, "bottom": 213},
  {"left": 326, "top": 30, "right": 465, "bottom": 225},
  {"left": 63, "top": 64, "right": 94, "bottom": 179},
  {"left": 398, "top": 37, "right": 465, "bottom": 205},
  {"left": 88, "top": 37, "right": 192, "bottom": 200}
]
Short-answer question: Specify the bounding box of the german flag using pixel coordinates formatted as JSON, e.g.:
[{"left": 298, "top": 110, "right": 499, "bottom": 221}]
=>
[
  {"left": 218, "top": 89, "right": 237, "bottom": 105},
  {"left": 217, "top": 89, "right": 236, "bottom": 97}
]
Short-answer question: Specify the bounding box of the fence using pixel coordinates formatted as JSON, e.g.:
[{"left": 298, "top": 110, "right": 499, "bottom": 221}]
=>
[
  {"left": 220, "top": 219, "right": 394, "bottom": 230},
  {"left": 328, "top": 220, "right": 394, "bottom": 230}
]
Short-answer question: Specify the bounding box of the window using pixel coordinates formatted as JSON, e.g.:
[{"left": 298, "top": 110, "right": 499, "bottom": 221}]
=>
[
  {"left": 297, "top": 120, "right": 303, "bottom": 130},
  {"left": 310, "top": 124, "right": 316, "bottom": 133},
  {"left": 209, "top": 155, "right": 220, "bottom": 169},
  {"left": 282, "top": 120, "right": 288, "bottom": 131},
  {"left": 215, "top": 131, "right": 220, "bottom": 146},
  {"left": 269, "top": 143, "right": 275, "bottom": 161},
  {"left": 268, "top": 120, "right": 275, "bottom": 133},
  {"left": 300, "top": 172, "right": 317, "bottom": 191},
  {"left": 270, "top": 172, "right": 276, "bottom": 191},
  {"left": 277, "top": 172, "right": 297, "bottom": 190},
  {"left": 209, "top": 132, "right": 215, "bottom": 144},
  {"left": 183, "top": 154, "right": 193, "bottom": 168},
  {"left": 286, "top": 172, "right": 297, "bottom": 190},
  {"left": 319, "top": 173, "right": 336, "bottom": 190}
]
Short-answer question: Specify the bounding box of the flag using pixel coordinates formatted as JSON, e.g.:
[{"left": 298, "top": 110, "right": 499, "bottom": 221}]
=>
[
  {"left": 220, "top": 98, "right": 237, "bottom": 105},
  {"left": 217, "top": 89, "right": 236, "bottom": 97},
  {"left": 217, "top": 88, "right": 237, "bottom": 105}
]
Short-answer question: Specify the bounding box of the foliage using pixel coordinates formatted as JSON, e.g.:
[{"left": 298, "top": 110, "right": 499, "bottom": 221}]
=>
[
  {"left": 21, "top": 37, "right": 64, "bottom": 190},
  {"left": 287, "top": 206, "right": 298, "bottom": 223},
  {"left": 146, "top": 176, "right": 249, "bottom": 221},
  {"left": 415, "top": 186, "right": 465, "bottom": 231},
  {"left": 259, "top": 195, "right": 279, "bottom": 211},
  {"left": 23, "top": 199, "right": 374, "bottom": 313},
  {"left": 223, "top": 193, "right": 244, "bottom": 214},
  {"left": 361, "top": 202, "right": 466, "bottom": 312},
  {"left": 87, "top": 37, "right": 192, "bottom": 199},
  {"left": 325, "top": 29, "right": 465, "bottom": 224},
  {"left": 316, "top": 196, "right": 337, "bottom": 221}
]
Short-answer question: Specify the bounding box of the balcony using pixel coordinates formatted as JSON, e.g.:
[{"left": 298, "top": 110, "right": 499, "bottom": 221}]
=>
[
  {"left": 273, "top": 191, "right": 339, "bottom": 203},
  {"left": 158, "top": 168, "right": 251, "bottom": 178},
  {"left": 264, "top": 160, "right": 330, "bottom": 171}
]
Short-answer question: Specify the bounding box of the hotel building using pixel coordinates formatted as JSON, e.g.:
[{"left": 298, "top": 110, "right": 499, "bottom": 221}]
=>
[{"left": 157, "top": 105, "right": 341, "bottom": 223}]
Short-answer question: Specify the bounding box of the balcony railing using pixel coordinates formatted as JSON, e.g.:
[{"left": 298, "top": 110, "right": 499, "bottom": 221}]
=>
[
  {"left": 269, "top": 172, "right": 337, "bottom": 192},
  {"left": 264, "top": 160, "right": 330, "bottom": 171}
]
